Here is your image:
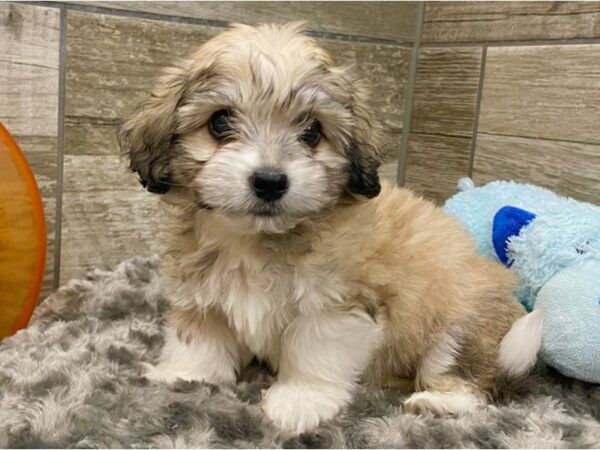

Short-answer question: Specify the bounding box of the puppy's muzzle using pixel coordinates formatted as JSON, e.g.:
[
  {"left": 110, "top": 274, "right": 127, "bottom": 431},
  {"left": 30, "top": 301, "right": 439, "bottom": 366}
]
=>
[{"left": 250, "top": 169, "right": 288, "bottom": 202}]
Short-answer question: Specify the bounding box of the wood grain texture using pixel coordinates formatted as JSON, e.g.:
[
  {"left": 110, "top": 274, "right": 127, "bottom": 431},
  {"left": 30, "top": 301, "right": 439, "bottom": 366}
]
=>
[
  {"left": 423, "top": 1, "right": 600, "bottom": 43},
  {"left": 61, "top": 11, "right": 409, "bottom": 282},
  {"left": 0, "top": 3, "right": 59, "bottom": 299},
  {"left": 411, "top": 47, "right": 482, "bottom": 137},
  {"left": 60, "top": 155, "right": 161, "bottom": 281},
  {"left": 473, "top": 133, "right": 600, "bottom": 204},
  {"left": 320, "top": 39, "right": 410, "bottom": 173},
  {"left": 404, "top": 133, "right": 472, "bottom": 204},
  {"left": 479, "top": 45, "right": 600, "bottom": 145},
  {"left": 66, "top": 1, "right": 418, "bottom": 42}
]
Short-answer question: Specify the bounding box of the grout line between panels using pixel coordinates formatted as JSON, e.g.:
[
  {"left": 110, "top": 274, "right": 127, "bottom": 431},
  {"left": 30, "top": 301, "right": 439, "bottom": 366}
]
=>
[
  {"left": 53, "top": 5, "right": 67, "bottom": 289},
  {"left": 468, "top": 45, "right": 487, "bottom": 179},
  {"left": 396, "top": 1, "right": 425, "bottom": 186}
]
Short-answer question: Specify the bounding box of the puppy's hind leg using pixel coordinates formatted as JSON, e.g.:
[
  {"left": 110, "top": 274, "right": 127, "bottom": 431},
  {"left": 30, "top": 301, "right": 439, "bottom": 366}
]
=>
[
  {"left": 404, "top": 378, "right": 486, "bottom": 416},
  {"left": 404, "top": 310, "right": 543, "bottom": 416},
  {"left": 404, "top": 331, "right": 486, "bottom": 416},
  {"left": 143, "top": 306, "right": 249, "bottom": 384}
]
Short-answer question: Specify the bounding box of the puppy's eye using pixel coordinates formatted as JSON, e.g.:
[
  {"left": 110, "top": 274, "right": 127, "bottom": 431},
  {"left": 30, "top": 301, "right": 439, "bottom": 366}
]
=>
[
  {"left": 208, "top": 109, "right": 232, "bottom": 140},
  {"left": 299, "top": 120, "right": 322, "bottom": 148}
]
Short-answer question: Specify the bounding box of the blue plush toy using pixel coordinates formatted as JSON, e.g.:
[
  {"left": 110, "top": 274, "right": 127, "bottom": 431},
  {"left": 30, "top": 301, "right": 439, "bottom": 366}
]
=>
[{"left": 444, "top": 178, "right": 600, "bottom": 384}]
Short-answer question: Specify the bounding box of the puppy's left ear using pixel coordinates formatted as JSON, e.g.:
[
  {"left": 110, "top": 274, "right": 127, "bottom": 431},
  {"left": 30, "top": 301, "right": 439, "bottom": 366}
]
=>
[
  {"left": 347, "top": 142, "right": 381, "bottom": 198},
  {"left": 117, "top": 63, "right": 190, "bottom": 194}
]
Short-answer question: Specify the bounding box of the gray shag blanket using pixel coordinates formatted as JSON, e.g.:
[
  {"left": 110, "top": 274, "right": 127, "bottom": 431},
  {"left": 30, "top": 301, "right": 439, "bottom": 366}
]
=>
[{"left": 1, "top": 257, "right": 599, "bottom": 449}]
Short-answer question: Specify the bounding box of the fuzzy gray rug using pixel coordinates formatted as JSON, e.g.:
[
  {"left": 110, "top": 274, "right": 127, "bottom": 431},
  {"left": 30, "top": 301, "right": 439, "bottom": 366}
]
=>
[{"left": 1, "top": 257, "right": 599, "bottom": 449}]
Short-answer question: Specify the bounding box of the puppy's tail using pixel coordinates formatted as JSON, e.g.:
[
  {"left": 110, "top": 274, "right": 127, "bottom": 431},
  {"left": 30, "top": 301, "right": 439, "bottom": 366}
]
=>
[{"left": 498, "top": 309, "right": 544, "bottom": 377}]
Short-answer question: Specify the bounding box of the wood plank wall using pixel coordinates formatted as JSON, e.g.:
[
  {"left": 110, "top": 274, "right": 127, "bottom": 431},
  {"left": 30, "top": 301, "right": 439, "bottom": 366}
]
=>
[
  {"left": 0, "top": 2, "right": 416, "bottom": 293},
  {"left": 3, "top": 2, "right": 600, "bottom": 298},
  {"left": 403, "top": 1, "right": 600, "bottom": 204}
]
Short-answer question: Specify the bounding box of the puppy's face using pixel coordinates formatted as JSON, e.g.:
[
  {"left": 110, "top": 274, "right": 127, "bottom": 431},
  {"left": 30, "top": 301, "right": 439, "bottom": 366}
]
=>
[{"left": 119, "top": 23, "right": 381, "bottom": 233}]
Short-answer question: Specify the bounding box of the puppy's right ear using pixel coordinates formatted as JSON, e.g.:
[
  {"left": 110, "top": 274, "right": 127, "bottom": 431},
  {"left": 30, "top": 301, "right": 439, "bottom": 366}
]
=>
[{"left": 117, "top": 64, "right": 189, "bottom": 194}]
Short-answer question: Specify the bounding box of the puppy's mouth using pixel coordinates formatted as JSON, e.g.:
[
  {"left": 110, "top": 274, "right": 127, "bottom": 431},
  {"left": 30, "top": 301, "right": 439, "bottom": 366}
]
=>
[
  {"left": 251, "top": 203, "right": 283, "bottom": 217},
  {"left": 197, "top": 197, "right": 284, "bottom": 218}
]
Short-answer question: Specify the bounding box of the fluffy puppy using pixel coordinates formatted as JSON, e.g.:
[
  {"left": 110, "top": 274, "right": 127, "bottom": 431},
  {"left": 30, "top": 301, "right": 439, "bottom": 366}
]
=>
[{"left": 118, "top": 23, "right": 543, "bottom": 433}]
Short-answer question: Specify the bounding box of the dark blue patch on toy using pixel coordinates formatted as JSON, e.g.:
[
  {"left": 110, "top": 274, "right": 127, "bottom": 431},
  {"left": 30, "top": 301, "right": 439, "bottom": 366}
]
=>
[{"left": 492, "top": 206, "right": 536, "bottom": 266}]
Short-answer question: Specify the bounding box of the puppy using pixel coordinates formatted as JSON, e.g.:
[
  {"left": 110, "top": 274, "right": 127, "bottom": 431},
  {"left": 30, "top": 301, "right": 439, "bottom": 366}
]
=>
[{"left": 118, "top": 23, "right": 543, "bottom": 433}]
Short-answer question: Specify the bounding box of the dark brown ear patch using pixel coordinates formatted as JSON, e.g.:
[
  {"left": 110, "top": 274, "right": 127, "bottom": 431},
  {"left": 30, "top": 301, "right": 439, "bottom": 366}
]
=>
[
  {"left": 116, "top": 62, "right": 190, "bottom": 196},
  {"left": 140, "top": 176, "right": 172, "bottom": 194},
  {"left": 116, "top": 126, "right": 174, "bottom": 195},
  {"left": 347, "top": 142, "right": 381, "bottom": 198}
]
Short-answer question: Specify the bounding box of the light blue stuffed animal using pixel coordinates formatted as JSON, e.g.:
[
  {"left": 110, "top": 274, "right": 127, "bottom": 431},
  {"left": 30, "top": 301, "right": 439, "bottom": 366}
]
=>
[{"left": 444, "top": 178, "right": 600, "bottom": 384}]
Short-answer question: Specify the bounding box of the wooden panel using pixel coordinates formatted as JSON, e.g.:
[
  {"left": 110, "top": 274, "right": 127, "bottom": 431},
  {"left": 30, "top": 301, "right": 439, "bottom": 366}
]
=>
[
  {"left": 60, "top": 155, "right": 162, "bottom": 281},
  {"left": 404, "top": 133, "right": 471, "bottom": 204},
  {"left": 61, "top": 11, "right": 409, "bottom": 282},
  {"left": 423, "top": 1, "right": 600, "bottom": 43},
  {"left": 68, "top": 1, "right": 418, "bottom": 42},
  {"left": 411, "top": 47, "right": 482, "bottom": 137},
  {"left": 473, "top": 133, "right": 600, "bottom": 204},
  {"left": 479, "top": 45, "right": 600, "bottom": 145},
  {"left": 0, "top": 3, "right": 60, "bottom": 299}
]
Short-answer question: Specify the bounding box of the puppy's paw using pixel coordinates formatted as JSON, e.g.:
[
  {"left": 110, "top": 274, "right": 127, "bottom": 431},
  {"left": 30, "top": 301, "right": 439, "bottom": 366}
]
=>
[
  {"left": 261, "top": 381, "right": 347, "bottom": 433},
  {"left": 404, "top": 390, "right": 483, "bottom": 416},
  {"left": 141, "top": 362, "right": 236, "bottom": 385}
]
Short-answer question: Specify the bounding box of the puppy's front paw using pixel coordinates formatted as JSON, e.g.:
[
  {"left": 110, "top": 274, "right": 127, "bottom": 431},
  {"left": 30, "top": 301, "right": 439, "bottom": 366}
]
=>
[{"left": 261, "top": 381, "right": 347, "bottom": 433}]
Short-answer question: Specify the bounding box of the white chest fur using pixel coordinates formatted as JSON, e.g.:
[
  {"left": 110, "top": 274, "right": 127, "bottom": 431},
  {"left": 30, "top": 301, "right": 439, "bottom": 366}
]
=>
[
  {"left": 216, "top": 254, "right": 297, "bottom": 360},
  {"left": 166, "top": 235, "right": 302, "bottom": 363}
]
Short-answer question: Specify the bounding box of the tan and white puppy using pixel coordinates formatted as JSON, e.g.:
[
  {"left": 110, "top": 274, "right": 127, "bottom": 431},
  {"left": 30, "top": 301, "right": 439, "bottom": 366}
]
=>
[{"left": 118, "top": 23, "right": 543, "bottom": 433}]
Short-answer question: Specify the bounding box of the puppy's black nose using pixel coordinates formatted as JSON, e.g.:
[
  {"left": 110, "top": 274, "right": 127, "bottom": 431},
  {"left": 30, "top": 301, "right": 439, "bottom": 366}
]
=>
[{"left": 250, "top": 170, "right": 288, "bottom": 201}]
